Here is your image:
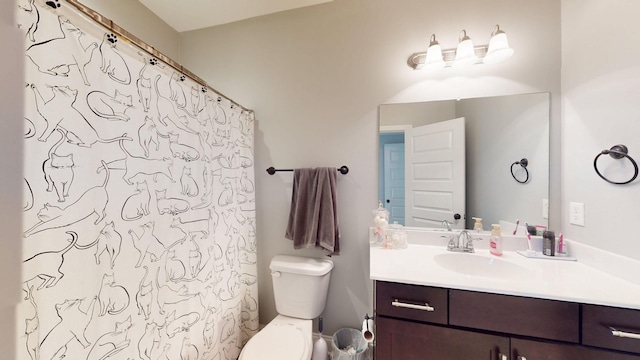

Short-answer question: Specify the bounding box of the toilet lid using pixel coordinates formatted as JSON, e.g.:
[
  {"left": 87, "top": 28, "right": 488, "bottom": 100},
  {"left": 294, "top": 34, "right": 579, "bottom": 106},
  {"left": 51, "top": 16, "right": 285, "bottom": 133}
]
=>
[{"left": 241, "top": 323, "right": 307, "bottom": 360}]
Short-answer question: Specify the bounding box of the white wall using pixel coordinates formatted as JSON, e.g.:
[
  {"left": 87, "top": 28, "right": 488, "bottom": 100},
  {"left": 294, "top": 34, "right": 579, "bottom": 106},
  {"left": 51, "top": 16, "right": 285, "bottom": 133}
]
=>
[
  {"left": 561, "top": 0, "right": 640, "bottom": 257},
  {"left": 179, "top": 0, "right": 561, "bottom": 334},
  {"left": 1, "top": 0, "right": 23, "bottom": 358}
]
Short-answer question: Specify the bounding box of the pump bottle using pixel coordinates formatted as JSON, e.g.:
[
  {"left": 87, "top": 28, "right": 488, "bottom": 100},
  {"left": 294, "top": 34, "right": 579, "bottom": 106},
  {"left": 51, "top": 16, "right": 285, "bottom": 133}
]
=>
[
  {"left": 472, "top": 217, "right": 483, "bottom": 233},
  {"left": 490, "top": 224, "right": 503, "bottom": 256}
]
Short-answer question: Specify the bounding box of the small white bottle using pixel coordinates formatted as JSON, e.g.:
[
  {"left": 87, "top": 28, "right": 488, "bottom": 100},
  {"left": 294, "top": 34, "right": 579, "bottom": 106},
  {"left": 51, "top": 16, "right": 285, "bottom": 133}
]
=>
[
  {"left": 472, "top": 217, "right": 483, "bottom": 233},
  {"left": 490, "top": 224, "right": 503, "bottom": 256}
]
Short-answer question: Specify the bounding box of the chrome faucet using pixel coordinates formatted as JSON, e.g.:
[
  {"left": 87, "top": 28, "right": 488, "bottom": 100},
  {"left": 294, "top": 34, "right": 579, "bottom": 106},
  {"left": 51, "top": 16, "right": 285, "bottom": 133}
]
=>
[
  {"left": 442, "top": 220, "right": 453, "bottom": 232},
  {"left": 447, "top": 230, "right": 476, "bottom": 253}
]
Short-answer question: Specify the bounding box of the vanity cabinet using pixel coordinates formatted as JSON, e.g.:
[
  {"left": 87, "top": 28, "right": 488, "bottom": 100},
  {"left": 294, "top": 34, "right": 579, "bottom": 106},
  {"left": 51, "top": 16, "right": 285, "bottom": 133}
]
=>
[{"left": 375, "top": 281, "right": 640, "bottom": 360}]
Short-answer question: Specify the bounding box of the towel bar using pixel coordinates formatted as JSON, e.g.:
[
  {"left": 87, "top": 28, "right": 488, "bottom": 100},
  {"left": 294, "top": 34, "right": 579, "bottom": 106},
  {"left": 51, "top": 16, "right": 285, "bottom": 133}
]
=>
[{"left": 266, "top": 166, "right": 349, "bottom": 175}]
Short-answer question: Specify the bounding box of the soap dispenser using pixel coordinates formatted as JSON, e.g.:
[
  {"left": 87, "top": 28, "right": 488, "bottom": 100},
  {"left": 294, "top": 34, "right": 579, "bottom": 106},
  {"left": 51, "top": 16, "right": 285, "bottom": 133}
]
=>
[
  {"left": 472, "top": 217, "right": 483, "bottom": 233},
  {"left": 490, "top": 224, "right": 503, "bottom": 256}
]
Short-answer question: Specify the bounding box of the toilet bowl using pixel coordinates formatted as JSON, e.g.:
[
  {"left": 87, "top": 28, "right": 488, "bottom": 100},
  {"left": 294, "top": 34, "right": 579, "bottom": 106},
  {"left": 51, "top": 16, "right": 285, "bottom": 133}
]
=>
[
  {"left": 239, "top": 255, "right": 333, "bottom": 360},
  {"left": 239, "top": 315, "right": 312, "bottom": 360}
]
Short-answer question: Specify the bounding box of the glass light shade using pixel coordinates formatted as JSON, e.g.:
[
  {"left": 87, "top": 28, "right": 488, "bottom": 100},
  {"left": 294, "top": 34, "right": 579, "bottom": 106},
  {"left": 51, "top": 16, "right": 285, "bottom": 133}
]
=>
[
  {"left": 483, "top": 31, "right": 514, "bottom": 64},
  {"left": 423, "top": 35, "right": 446, "bottom": 71},
  {"left": 453, "top": 31, "right": 478, "bottom": 67}
]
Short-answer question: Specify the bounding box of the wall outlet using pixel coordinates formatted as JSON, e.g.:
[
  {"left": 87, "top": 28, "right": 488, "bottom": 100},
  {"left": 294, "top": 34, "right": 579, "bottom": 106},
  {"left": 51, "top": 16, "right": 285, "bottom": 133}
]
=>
[
  {"left": 569, "top": 202, "right": 585, "bottom": 226},
  {"left": 542, "top": 199, "right": 549, "bottom": 219}
]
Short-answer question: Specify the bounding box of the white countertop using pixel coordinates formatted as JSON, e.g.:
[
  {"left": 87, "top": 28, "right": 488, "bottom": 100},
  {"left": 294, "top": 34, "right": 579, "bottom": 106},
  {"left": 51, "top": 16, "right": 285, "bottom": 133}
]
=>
[{"left": 369, "top": 229, "right": 640, "bottom": 310}]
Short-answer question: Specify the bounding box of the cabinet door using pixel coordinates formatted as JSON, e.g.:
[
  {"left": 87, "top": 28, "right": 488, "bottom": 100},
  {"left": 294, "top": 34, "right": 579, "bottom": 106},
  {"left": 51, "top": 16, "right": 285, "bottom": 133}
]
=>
[
  {"left": 512, "top": 338, "right": 640, "bottom": 360},
  {"left": 449, "top": 289, "right": 580, "bottom": 343},
  {"left": 583, "top": 304, "right": 640, "bottom": 354},
  {"left": 376, "top": 316, "right": 509, "bottom": 360}
]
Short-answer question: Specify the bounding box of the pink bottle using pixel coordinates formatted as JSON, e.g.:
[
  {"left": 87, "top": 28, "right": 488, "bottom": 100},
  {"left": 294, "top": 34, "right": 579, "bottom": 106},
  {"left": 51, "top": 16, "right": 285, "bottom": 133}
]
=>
[{"left": 490, "top": 224, "right": 503, "bottom": 256}]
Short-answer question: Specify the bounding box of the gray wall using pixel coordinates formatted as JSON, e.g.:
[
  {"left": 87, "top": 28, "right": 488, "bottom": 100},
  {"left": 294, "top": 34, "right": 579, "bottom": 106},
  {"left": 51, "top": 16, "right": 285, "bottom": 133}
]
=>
[
  {"left": 179, "top": 0, "right": 562, "bottom": 334},
  {"left": 561, "top": 0, "right": 640, "bottom": 257}
]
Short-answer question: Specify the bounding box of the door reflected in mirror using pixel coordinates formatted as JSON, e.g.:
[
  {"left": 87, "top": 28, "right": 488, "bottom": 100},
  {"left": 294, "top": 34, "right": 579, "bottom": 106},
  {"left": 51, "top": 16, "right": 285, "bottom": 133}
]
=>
[{"left": 379, "top": 92, "right": 549, "bottom": 231}]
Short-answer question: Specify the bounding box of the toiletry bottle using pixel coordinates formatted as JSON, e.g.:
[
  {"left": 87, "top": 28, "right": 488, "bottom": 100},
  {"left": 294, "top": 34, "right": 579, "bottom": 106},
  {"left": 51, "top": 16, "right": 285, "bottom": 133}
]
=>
[
  {"left": 557, "top": 233, "right": 568, "bottom": 256},
  {"left": 472, "top": 217, "right": 483, "bottom": 233},
  {"left": 490, "top": 224, "right": 503, "bottom": 256},
  {"left": 542, "top": 230, "right": 556, "bottom": 256}
]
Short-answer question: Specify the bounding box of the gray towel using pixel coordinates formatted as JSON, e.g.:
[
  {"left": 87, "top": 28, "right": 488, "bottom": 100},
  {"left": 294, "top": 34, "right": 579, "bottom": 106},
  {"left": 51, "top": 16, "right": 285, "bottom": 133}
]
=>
[{"left": 285, "top": 167, "right": 340, "bottom": 255}]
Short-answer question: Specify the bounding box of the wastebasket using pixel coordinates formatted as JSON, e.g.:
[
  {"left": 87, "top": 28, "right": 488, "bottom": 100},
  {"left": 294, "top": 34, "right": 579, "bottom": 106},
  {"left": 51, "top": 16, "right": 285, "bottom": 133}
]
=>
[{"left": 331, "top": 328, "right": 368, "bottom": 360}]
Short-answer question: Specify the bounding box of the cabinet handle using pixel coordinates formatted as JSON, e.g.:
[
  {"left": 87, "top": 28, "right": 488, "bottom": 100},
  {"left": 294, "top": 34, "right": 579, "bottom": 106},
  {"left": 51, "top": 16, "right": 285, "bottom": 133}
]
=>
[
  {"left": 391, "top": 299, "right": 435, "bottom": 312},
  {"left": 498, "top": 353, "right": 508, "bottom": 360},
  {"left": 610, "top": 327, "right": 640, "bottom": 340}
]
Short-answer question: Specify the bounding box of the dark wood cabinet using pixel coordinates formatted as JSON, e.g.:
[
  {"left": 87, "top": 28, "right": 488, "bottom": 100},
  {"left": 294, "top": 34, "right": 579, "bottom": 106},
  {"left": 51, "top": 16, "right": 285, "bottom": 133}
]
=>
[
  {"left": 582, "top": 304, "right": 640, "bottom": 354},
  {"left": 376, "top": 281, "right": 448, "bottom": 325},
  {"left": 450, "top": 289, "right": 580, "bottom": 343},
  {"left": 377, "top": 316, "right": 510, "bottom": 360},
  {"left": 512, "top": 338, "right": 640, "bottom": 360},
  {"left": 374, "top": 281, "right": 640, "bottom": 360}
]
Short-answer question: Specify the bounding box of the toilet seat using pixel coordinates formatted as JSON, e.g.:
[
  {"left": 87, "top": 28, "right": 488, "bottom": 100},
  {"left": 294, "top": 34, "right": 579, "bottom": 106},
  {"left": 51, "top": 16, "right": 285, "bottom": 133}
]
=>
[{"left": 239, "top": 319, "right": 311, "bottom": 360}]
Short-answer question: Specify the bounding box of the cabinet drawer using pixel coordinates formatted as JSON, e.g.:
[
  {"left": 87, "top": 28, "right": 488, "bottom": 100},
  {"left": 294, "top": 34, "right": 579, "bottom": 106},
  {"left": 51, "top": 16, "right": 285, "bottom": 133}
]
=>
[
  {"left": 512, "top": 337, "right": 640, "bottom": 360},
  {"left": 583, "top": 304, "right": 640, "bottom": 354},
  {"left": 449, "top": 290, "right": 580, "bottom": 343},
  {"left": 375, "top": 281, "right": 448, "bottom": 325}
]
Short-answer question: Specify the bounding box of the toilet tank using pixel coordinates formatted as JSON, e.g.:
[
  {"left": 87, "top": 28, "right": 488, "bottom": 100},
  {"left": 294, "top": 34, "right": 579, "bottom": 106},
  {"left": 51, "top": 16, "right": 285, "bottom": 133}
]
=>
[{"left": 270, "top": 255, "right": 334, "bottom": 319}]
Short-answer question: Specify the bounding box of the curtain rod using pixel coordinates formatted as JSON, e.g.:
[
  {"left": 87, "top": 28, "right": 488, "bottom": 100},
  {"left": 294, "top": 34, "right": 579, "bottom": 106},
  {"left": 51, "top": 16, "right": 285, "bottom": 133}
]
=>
[
  {"left": 266, "top": 166, "right": 349, "bottom": 175},
  {"left": 65, "top": 0, "right": 252, "bottom": 113}
]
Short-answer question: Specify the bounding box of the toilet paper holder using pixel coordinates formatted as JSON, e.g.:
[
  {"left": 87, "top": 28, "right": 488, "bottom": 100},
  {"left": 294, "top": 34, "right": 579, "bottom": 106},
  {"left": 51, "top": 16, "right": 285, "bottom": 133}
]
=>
[{"left": 362, "top": 314, "right": 375, "bottom": 343}]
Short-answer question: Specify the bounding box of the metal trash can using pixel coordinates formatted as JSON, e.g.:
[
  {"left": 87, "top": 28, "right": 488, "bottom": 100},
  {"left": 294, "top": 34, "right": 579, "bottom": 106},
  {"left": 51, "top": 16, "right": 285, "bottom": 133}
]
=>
[{"left": 331, "top": 328, "right": 368, "bottom": 360}]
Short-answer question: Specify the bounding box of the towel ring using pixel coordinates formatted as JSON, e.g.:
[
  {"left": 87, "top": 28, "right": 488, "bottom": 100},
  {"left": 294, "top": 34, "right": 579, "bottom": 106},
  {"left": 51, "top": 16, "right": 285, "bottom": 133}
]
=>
[
  {"left": 593, "top": 144, "right": 639, "bottom": 185},
  {"left": 511, "top": 158, "right": 529, "bottom": 184}
]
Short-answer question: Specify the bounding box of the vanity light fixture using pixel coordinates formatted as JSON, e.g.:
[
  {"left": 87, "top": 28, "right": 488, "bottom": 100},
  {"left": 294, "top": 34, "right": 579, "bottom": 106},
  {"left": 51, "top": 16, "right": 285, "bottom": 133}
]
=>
[
  {"left": 453, "top": 30, "right": 478, "bottom": 67},
  {"left": 483, "top": 25, "right": 514, "bottom": 64},
  {"left": 408, "top": 24, "right": 514, "bottom": 70},
  {"left": 423, "top": 34, "right": 446, "bottom": 71}
]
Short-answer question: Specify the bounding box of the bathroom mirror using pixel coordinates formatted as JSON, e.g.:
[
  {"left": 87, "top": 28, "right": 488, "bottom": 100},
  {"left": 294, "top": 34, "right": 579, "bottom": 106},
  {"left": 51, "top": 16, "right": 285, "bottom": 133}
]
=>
[{"left": 379, "top": 92, "right": 549, "bottom": 231}]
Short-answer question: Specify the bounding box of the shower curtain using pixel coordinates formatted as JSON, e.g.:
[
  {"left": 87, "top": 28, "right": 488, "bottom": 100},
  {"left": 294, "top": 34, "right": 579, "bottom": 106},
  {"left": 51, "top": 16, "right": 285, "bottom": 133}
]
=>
[{"left": 17, "top": 1, "right": 258, "bottom": 359}]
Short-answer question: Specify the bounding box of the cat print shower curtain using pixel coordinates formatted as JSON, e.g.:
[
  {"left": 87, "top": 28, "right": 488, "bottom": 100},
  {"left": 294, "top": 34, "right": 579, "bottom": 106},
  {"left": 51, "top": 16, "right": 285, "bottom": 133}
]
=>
[{"left": 17, "top": 1, "right": 258, "bottom": 359}]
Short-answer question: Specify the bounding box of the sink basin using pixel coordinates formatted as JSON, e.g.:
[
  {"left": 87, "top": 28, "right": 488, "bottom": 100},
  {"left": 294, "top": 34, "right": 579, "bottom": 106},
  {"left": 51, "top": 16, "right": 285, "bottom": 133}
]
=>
[{"left": 433, "top": 253, "right": 532, "bottom": 280}]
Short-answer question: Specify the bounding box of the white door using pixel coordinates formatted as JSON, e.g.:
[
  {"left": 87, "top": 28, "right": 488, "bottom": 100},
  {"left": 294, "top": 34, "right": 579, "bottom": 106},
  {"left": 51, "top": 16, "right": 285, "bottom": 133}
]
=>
[
  {"left": 383, "top": 143, "right": 405, "bottom": 225},
  {"left": 405, "top": 117, "right": 465, "bottom": 229}
]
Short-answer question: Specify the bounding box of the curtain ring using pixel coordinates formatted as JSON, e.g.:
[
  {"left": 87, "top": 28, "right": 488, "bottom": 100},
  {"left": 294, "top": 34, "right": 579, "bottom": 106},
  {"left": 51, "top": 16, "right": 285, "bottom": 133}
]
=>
[
  {"left": 593, "top": 145, "right": 639, "bottom": 185},
  {"left": 511, "top": 158, "right": 529, "bottom": 184}
]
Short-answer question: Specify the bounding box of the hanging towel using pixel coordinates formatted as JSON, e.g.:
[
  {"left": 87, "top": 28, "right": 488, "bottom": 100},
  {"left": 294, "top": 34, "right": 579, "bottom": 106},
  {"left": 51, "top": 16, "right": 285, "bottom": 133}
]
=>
[{"left": 285, "top": 167, "right": 340, "bottom": 255}]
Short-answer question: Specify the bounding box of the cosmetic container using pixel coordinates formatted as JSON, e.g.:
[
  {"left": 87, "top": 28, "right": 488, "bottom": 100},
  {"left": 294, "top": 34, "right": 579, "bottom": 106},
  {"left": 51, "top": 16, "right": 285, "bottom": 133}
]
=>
[
  {"left": 388, "top": 222, "right": 408, "bottom": 249},
  {"left": 542, "top": 230, "right": 556, "bottom": 256}
]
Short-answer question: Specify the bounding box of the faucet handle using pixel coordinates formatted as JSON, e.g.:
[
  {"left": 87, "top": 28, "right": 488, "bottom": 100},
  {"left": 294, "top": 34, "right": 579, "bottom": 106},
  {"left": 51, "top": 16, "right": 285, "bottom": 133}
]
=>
[
  {"left": 442, "top": 234, "right": 456, "bottom": 250},
  {"left": 458, "top": 230, "right": 476, "bottom": 252}
]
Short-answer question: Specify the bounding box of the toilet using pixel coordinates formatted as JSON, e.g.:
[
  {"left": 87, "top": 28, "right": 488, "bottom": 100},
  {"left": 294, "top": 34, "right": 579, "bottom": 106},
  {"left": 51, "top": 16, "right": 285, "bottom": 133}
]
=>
[{"left": 239, "top": 255, "right": 334, "bottom": 360}]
